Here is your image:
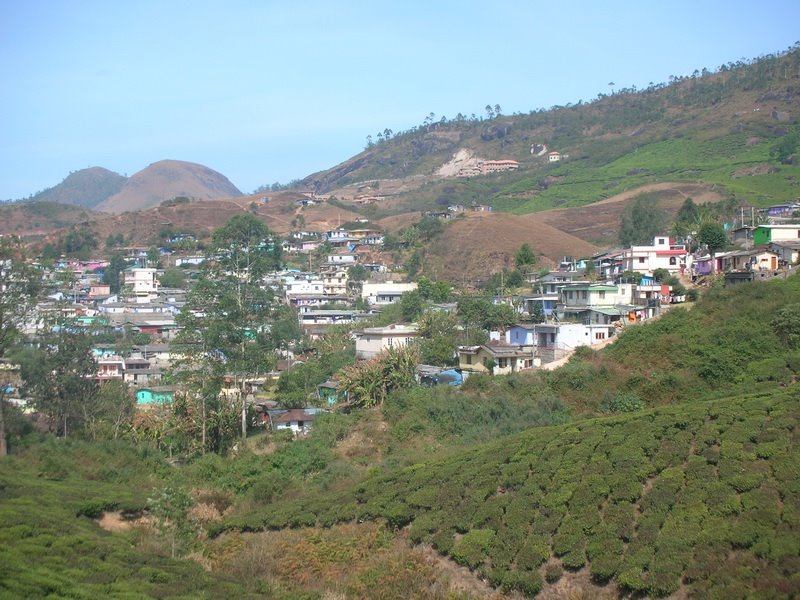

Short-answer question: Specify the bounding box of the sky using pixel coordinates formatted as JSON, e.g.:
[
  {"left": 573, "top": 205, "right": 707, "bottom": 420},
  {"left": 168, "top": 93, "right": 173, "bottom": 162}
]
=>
[{"left": 1, "top": 1, "right": 799, "bottom": 201}]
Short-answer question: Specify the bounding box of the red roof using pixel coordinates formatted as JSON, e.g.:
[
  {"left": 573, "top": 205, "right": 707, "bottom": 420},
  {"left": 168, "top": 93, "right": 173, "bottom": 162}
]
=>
[{"left": 273, "top": 409, "right": 316, "bottom": 423}]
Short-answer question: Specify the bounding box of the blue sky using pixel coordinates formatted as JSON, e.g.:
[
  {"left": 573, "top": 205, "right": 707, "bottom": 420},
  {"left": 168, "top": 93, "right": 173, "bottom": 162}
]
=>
[{"left": 2, "top": 1, "right": 799, "bottom": 200}]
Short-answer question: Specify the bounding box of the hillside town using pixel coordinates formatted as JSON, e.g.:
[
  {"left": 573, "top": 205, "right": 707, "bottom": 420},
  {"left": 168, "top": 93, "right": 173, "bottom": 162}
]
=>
[{"left": 3, "top": 206, "right": 798, "bottom": 437}]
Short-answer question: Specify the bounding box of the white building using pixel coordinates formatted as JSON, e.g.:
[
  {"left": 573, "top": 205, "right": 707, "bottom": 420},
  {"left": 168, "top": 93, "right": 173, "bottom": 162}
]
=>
[
  {"left": 354, "top": 323, "right": 419, "bottom": 360},
  {"left": 620, "top": 236, "right": 691, "bottom": 276},
  {"left": 360, "top": 281, "right": 418, "bottom": 306},
  {"left": 283, "top": 278, "right": 324, "bottom": 296},
  {"left": 122, "top": 267, "right": 160, "bottom": 303}
]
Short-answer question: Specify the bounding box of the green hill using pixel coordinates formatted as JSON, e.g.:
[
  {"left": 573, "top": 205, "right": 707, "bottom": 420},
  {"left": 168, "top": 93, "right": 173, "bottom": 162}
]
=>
[
  {"left": 30, "top": 167, "right": 126, "bottom": 209},
  {"left": 231, "top": 390, "right": 799, "bottom": 598},
  {"left": 304, "top": 46, "right": 800, "bottom": 218},
  {"left": 219, "top": 273, "right": 800, "bottom": 598}
]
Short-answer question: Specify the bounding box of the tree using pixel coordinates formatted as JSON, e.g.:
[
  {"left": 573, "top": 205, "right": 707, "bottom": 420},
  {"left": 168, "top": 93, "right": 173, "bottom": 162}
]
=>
[
  {"left": 25, "top": 327, "right": 98, "bottom": 438},
  {"left": 698, "top": 222, "right": 728, "bottom": 273},
  {"left": 172, "top": 214, "right": 282, "bottom": 452},
  {"left": 515, "top": 243, "right": 536, "bottom": 270},
  {"left": 339, "top": 345, "right": 418, "bottom": 408},
  {"left": 400, "top": 289, "right": 425, "bottom": 322},
  {"left": 84, "top": 379, "right": 135, "bottom": 441},
  {"left": 772, "top": 304, "right": 800, "bottom": 349},
  {"left": 146, "top": 246, "right": 162, "bottom": 268},
  {"left": 103, "top": 254, "right": 127, "bottom": 293},
  {"left": 158, "top": 267, "right": 186, "bottom": 289},
  {"left": 529, "top": 302, "right": 546, "bottom": 324},
  {"left": 147, "top": 485, "right": 195, "bottom": 558},
  {"left": 619, "top": 194, "right": 662, "bottom": 246},
  {"left": 418, "top": 310, "right": 459, "bottom": 366},
  {"left": 0, "top": 237, "right": 40, "bottom": 456}
]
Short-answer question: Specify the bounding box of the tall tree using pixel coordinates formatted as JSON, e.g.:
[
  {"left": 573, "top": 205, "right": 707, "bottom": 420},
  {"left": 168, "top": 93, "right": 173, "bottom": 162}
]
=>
[
  {"left": 619, "top": 194, "right": 662, "bottom": 246},
  {"left": 698, "top": 222, "right": 728, "bottom": 274},
  {"left": 0, "top": 237, "right": 40, "bottom": 456},
  {"left": 172, "top": 215, "right": 283, "bottom": 452},
  {"left": 515, "top": 243, "right": 536, "bottom": 270},
  {"left": 25, "top": 327, "right": 98, "bottom": 438}
]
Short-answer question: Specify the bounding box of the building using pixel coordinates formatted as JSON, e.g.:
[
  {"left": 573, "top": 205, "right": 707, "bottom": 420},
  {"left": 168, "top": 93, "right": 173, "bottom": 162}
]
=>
[
  {"left": 457, "top": 341, "right": 535, "bottom": 375},
  {"left": 122, "top": 267, "right": 160, "bottom": 303},
  {"left": 620, "top": 236, "right": 691, "bottom": 276},
  {"left": 354, "top": 324, "right": 419, "bottom": 360},
  {"left": 361, "top": 281, "right": 417, "bottom": 306},
  {"left": 752, "top": 224, "right": 800, "bottom": 245}
]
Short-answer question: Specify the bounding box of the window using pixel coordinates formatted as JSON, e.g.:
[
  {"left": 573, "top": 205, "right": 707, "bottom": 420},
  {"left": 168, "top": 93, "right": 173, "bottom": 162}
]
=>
[
  {"left": 465, "top": 354, "right": 472, "bottom": 364},
  {"left": 595, "top": 332, "right": 606, "bottom": 340},
  {"left": 598, "top": 290, "right": 606, "bottom": 299},
  {"left": 638, "top": 257, "right": 645, "bottom": 264},
  {"left": 498, "top": 358, "right": 507, "bottom": 368},
  {"left": 669, "top": 257, "right": 677, "bottom": 265}
]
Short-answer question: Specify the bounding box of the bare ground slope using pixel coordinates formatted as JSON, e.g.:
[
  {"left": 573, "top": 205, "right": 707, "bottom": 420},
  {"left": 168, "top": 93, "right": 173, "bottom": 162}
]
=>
[
  {"left": 95, "top": 160, "right": 243, "bottom": 214},
  {"left": 422, "top": 212, "right": 600, "bottom": 284},
  {"left": 527, "top": 182, "right": 726, "bottom": 246}
]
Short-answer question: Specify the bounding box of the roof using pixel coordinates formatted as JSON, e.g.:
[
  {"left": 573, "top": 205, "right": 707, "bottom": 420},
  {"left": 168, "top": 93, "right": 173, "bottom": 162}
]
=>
[
  {"left": 357, "top": 324, "right": 419, "bottom": 336},
  {"left": 564, "top": 285, "right": 618, "bottom": 292},
  {"left": 590, "top": 307, "right": 626, "bottom": 316},
  {"left": 272, "top": 409, "right": 318, "bottom": 423}
]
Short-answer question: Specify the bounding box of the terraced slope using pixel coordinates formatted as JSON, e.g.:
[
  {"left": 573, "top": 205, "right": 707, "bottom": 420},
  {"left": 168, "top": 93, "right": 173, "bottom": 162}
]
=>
[{"left": 226, "top": 389, "right": 800, "bottom": 598}]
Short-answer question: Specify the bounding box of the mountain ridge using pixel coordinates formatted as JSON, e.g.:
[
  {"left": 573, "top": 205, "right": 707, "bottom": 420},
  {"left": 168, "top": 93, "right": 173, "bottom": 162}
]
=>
[{"left": 26, "top": 160, "right": 243, "bottom": 214}]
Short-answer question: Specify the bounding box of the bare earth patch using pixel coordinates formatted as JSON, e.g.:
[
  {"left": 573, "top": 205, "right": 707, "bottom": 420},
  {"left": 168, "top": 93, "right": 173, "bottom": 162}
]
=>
[{"left": 96, "top": 510, "right": 149, "bottom": 532}]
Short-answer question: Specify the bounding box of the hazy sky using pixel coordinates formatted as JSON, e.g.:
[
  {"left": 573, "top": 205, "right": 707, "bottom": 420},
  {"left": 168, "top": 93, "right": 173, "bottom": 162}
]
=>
[{"left": 2, "top": 1, "right": 799, "bottom": 200}]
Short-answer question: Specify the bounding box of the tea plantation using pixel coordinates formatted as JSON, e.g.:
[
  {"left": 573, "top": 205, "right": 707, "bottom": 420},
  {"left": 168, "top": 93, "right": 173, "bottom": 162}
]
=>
[{"left": 225, "top": 389, "right": 800, "bottom": 598}]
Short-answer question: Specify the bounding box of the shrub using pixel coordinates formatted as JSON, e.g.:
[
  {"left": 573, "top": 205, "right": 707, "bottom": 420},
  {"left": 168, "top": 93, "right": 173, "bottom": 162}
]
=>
[
  {"left": 450, "top": 529, "right": 496, "bottom": 569},
  {"left": 501, "top": 569, "right": 543, "bottom": 597},
  {"left": 544, "top": 563, "right": 563, "bottom": 584}
]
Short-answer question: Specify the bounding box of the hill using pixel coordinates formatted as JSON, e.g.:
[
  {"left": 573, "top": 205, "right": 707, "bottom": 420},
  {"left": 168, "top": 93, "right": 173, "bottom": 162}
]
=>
[
  {"left": 95, "top": 160, "right": 243, "bottom": 213},
  {"left": 302, "top": 47, "right": 800, "bottom": 222},
  {"left": 418, "top": 212, "right": 600, "bottom": 284},
  {"left": 218, "top": 273, "right": 800, "bottom": 598},
  {"left": 0, "top": 201, "right": 103, "bottom": 240},
  {"left": 29, "top": 167, "right": 126, "bottom": 209}
]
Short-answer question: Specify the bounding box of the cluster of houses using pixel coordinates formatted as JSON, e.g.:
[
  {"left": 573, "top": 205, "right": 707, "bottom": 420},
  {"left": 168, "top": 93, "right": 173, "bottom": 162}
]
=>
[{"left": 7, "top": 212, "right": 799, "bottom": 434}]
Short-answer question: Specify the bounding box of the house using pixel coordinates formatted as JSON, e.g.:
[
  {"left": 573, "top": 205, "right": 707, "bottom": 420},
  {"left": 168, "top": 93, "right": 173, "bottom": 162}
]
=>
[
  {"left": 763, "top": 203, "right": 800, "bottom": 219},
  {"left": 520, "top": 294, "right": 558, "bottom": 317},
  {"left": 361, "top": 281, "right": 418, "bottom": 306},
  {"left": 270, "top": 408, "right": 324, "bottom": 434},
  {"left": 770, "top": 241, "right": 800, "bottom": 265},
  {"left": 506, "top": 323, "right": 537, "bottom": 346},
  {"left": 457, "top": 341, "right": 535, "bottom": 376},
  {"left": 717, "top": 248, "right": 781, "bottom": 272},
  {"left": 321, "top": 268, "right": 349, "bottom": 296},
  {"left": 315, "top": 380, "right": 348, "bottom": 406},
  {"left": 481, "top": 160, "right": 520, "bottom": 174},
  {"left": 96, "top": 355, "right": 125, "bottom": 381},
  {"left": 283, "top": 278, "right": 324, "bottom": 296},
  {"left": 122, "top": 267, "right": 160, "bottom": 303},
  {"left": 547, "top": 151, "right": 561, "bottom": 162},
  {"left": 731, "top": 226, "right": 756, "bottom": 248},
  {"left": 620, "top": 236, "right": 691, "bottom": 276},
  {"left": 136, "top": 386, "right": 175, "bottom": 406},
  {"left": 752, "top": 224, "right": 800, "bottom": 245},
  {"left": 532, "top": 322, "right": 616, "bottom": 364},
  {"left": 326, "top": 253, "right": 358, "bottom": 265},
  {"left": 174, "top": 255, "right": 205, "bottom": 267},
  {"left": 354, "top": 323, "right": 419, "bottom": 360},
  {"left": 88, "top": 284, "right": 111, "bottom": 298}
]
